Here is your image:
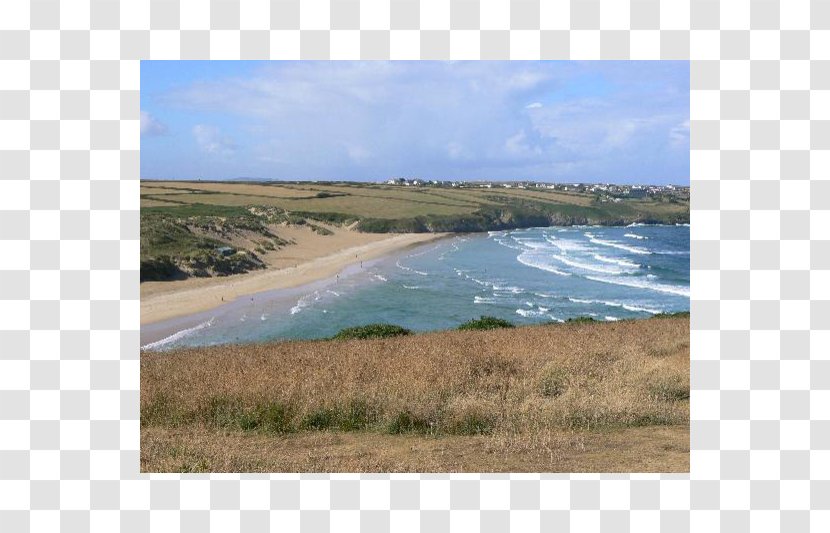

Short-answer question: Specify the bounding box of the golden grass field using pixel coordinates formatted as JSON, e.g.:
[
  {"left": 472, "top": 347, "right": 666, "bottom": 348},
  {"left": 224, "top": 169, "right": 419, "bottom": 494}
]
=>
[{"left": 141, "top": 316, "right": 689, "bottom": 473}]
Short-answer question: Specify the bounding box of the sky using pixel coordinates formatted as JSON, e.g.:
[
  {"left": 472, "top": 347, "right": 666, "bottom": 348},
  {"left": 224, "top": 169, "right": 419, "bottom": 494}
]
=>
[{"left": 140, "top": 61, "right": 689, "bottom": 185}]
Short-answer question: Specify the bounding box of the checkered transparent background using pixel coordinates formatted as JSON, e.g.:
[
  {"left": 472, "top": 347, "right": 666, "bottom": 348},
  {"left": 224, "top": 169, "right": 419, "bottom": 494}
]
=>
[{"left": 1, "top": 0, "right": 828, "bottom": 531}]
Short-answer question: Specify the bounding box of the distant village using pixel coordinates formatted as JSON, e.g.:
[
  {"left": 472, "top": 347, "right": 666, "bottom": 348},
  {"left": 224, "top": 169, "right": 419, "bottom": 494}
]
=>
[{"left": 381, "top": 178, "right": 689, "bottom": 203}]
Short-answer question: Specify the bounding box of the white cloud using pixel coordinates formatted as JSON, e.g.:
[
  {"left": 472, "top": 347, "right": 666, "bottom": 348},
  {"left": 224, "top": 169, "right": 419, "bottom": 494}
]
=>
[
  {"left": 145, "top": 61, "right": 688, "bottom": 182},
  {"left": 669, "top": 119, "right": 690, "bottom": 146},
  {"left": 447, "top": 142, "right": 472, "bottom": 160},
  {"left": 140, "top": 110, "right": 166, "bottom": 136},
  {"left": 192, "top": 124, "right": 236, "bottom": 156},
  {"left": 342, "top": 143, "right": 371, "bottom": 163},
  {"left": 504, "top": 130, "right": 542, "bottom": 157}
]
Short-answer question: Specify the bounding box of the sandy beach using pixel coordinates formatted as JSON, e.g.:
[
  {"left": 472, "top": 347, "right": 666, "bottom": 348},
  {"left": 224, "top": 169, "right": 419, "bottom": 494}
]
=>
[{"left": 141, "top": 229, "right": 449, "bottom": 325}]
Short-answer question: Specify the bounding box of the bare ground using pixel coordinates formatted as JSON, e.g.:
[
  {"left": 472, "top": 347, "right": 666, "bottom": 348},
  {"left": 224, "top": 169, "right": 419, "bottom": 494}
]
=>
[{"left": 142, "top": 425, "right": 689, "bottom": 473}]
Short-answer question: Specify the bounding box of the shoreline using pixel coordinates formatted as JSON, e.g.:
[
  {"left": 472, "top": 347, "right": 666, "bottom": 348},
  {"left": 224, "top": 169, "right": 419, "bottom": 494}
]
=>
[{"left": 141, "top": 232, "right": 451, "bottom": 326}]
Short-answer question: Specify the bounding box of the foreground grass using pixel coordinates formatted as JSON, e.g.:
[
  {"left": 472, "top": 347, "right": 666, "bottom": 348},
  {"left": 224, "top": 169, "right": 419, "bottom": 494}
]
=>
[
  {"left": 142, "top": 426, "right": 688, "bottom": 473},
  {"left": 141, "top": 316, "right": 689, "bottom": 472}
]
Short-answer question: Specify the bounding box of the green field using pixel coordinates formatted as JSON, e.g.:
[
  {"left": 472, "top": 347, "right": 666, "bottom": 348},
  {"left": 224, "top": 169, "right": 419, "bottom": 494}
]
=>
[
  {"left": 142, "top": 180, "right": 688, "bottom": 226},
  {"left": 140, "top": 180, "right": 689, "bottom": 281}
]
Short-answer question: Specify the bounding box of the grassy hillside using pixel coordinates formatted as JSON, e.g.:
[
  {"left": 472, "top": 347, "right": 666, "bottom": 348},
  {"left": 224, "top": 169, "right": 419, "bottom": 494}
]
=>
[
  {"left": 140, "top": 180, "right": 689, "bottom": 282},
  {"left": 141, "top": 180, "right": 689, "bottom": 227},
  {"left": 141, "top": 315, "right": 689, "bottom": 472}
]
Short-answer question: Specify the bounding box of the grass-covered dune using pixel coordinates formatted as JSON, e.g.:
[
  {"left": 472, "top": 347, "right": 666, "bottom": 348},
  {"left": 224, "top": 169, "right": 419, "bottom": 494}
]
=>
[{"left": 141, "top": 315, "right": 689, "bottom": 473}]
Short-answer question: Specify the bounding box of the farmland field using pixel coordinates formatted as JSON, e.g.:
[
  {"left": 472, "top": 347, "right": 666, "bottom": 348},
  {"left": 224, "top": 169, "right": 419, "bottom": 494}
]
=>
[{"left": 141, "top": 180, "right": 688, "bottom": 222}]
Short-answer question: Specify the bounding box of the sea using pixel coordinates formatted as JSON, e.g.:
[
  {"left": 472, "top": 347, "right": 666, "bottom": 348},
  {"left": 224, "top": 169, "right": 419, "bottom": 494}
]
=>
[{"left": 140, "top": 224, "right": 690, "bottom": 350}]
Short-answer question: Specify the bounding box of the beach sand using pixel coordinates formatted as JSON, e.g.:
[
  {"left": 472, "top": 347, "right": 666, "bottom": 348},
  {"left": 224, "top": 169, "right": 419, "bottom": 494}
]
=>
[{"left": 141, "top": 227, "right": 449, "bottom": 325}]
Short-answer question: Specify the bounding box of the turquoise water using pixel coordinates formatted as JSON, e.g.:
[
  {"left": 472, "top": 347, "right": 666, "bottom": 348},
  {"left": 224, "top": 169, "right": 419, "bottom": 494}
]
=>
[{"left": 141, "top": 225, "right": 689, "bottom": 350}]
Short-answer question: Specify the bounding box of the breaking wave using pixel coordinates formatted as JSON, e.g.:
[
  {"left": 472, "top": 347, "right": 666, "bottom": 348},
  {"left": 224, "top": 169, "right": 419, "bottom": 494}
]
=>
[
  {"left": 585, "top": 275, "right": 690, "bottom": 297},
  {"left": 141, "top": 318, "right": 215, "bottom": 350}
]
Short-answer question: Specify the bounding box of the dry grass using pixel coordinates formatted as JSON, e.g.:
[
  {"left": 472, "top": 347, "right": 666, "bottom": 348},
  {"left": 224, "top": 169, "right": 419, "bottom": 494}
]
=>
[{"left": 141, "top": 316, "right": 689, "bottom": 472}]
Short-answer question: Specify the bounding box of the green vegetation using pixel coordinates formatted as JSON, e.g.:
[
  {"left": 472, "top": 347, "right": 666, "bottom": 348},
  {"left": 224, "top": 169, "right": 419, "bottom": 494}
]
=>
[
  {"left": 332, "top": 324, "right": 412, "bottom": 340},
  {"left": 647, "top": 376, "right": 690, "bottom": 402},
  {"left": 140, "top": 180, "right": 689, "bottom": 282},
  {"left": 566, "top": 316, "right": 597, "bottom": 323},
  {"left": 142, "top": 180, "right": 689, "bottom": 231},
  {"left": 651, "top": 311, "right": 691, "bottom": 319},
  {"left": 387, "top": 411, "right": 433, "bottom": 434},
  {"left": 457, "top": 316, "right": 515, "bottom": 331},
  {"left": 452, "top": 414, "right": 494, "bottom": 436}
]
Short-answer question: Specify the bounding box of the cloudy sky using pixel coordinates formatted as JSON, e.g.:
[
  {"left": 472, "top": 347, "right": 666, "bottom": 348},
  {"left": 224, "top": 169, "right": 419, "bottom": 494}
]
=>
[{"left": 140, "top": 61, "right": 689, "bottom": 184}]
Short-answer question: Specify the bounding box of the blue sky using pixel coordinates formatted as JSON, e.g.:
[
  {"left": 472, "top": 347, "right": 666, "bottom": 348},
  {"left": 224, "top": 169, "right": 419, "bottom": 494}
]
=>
[{"left": 140, "top": 61, "right": 689, "bottom": 184}]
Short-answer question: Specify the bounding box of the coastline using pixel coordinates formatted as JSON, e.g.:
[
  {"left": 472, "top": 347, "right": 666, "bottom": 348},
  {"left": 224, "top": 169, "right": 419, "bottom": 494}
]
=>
[{"left": 141, "top": 232, "right": 451, "bottom": 326}]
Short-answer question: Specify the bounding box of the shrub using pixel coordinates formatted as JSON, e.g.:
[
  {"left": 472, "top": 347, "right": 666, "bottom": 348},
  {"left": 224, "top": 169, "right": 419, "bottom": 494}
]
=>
[
  {"left": 387, "top": 411, "right": 432, "bottom": 434},
  {"left": 308, "top": 224, "right": 334, "bottom": 236},
  {"left": 332, "top": 324, "right": 412, "bottom": 340},
  {"left": 141, "top": 392, "right": 190, "bottom": 427},
  {"left": 140, "top": 256, "right": 183, "bottom": 282},
  {"left": 204, "top": 396, "right": 245, "bottom": 429},
  {"left": 648, "top": 378, "right": 690, "bottom": 402},
  {"left": 255, "top": 402, "right": 294, "bottom": 433},
  {"left": 301, "top": 408, "right": 338, "bottom": 430},
  {"left": 651, "top": 311, "right": 690, "bottom": 319},
  {"left": 457, "top": 316, "right": 515, "bottom": 331},
  {"left": 452, "top": 414, "right": 493, "bottom": 435},
  {"left": 566, "top": 316, "right": 596, "bottom": 324},
  {"left": 339, "top": 400, "right": 376, "bottom": 431}
]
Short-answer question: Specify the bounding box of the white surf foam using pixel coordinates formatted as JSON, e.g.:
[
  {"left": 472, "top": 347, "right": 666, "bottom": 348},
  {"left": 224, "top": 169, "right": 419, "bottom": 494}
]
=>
[
  {"left": 567, "top": 297, "right": 659, "bottom": 314},
  {"left": 551, "top": 239, "right": 590, "bottom": 254},
  {"left": 290, "top": 294, "right": 312, "bottom": 315},
  {"left": 552, "top": 254, "right": 625, "bottom": 275},
  {"left": 605, "top": 316, "right": 620, "bottom": 321},
  {"left": 593, "top": 254, "right": 641, "bottom": 269},
  {"left": 621, "top": 303, "right": 662, "bottom": 314},
  {"left": 493, "top": 236, "right": 523, "bottom": 250},
  {"left": 567, "top": 297, "right": 593, "bottom": 304},
  {"left": 493, "top": 284, "right": 525, "bottom": 293},
  {"left": 624, "top": 233, "right": 647, "bottom": 240},
  {"left": 585, "top": 275, "right": 690, "bottom": 297},
  {"left": 533, "top": 291, "right": 558, "bottom": 299},
  {"left": 516, "top": 308, "right": 548, "bottom": 318},
  {"left": 141, "top": 317, "right": 215, "bottom": 351},
  {"left": 516, "top": 252, "right": 571, "bottom": 276},
  {"left": 584, "top": 232, "right": 651, "bottom": 255},
  {"left": 654, "top": 250, "right": 690, "bottom": 256}
]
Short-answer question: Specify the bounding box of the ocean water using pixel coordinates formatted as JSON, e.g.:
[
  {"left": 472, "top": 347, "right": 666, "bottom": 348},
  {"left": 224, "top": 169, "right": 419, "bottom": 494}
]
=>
[{"left": 141, "top": 225, "right": 689, "bottom": 350}]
